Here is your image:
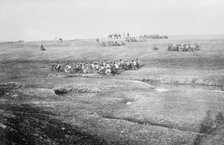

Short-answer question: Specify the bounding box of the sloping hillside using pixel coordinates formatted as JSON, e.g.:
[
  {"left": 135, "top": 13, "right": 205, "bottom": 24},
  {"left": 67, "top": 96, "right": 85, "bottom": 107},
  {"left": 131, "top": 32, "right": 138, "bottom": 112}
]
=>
[{"left": 1, "top": 39, "right": 224, "bottom": 145}]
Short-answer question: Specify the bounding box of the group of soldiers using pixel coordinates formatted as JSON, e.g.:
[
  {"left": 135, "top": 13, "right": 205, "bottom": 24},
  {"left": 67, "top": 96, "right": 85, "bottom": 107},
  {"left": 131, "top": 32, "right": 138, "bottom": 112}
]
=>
[
  {"left": 108, "top": 33, "right": 130, "bottom": 39},
  {"left": 168, "top": 43, "right": 200, "bottom": 51},
  {"left": 108, "top": 34, "right": 122, "bottom": 39},
  {"left": 125, "top": 37, "right": 139, "bottom": 42},
  {"left": 140, "top": 34, "right": 168, "bottom": 39},
  {"left": 51, "top": 58, "right": 141, "bottom": 75},
  {"left": 101, "top": 41, "right": 125, "bottom": 46}
]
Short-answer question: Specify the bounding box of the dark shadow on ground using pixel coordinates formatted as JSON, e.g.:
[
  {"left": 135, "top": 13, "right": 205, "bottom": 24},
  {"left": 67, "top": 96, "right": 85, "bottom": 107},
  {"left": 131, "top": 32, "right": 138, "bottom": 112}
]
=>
[
  {"left": 0, "top": 103, "right": 106, "bottom": 145},
  {"left": 193, "top": 110, "right": 224, "bottom": 145}
]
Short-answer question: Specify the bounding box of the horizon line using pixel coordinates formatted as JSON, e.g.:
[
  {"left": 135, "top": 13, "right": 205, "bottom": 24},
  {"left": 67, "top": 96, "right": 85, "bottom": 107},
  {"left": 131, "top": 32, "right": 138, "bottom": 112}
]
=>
[{"left": 1, "top": 33, "right": 224, "bottom": 43}]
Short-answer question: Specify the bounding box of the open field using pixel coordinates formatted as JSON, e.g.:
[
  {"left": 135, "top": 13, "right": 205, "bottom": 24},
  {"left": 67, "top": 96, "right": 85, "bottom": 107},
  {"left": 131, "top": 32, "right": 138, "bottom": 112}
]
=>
[{"left": 1, "top": 37, "right": 224, "bottom": 145}]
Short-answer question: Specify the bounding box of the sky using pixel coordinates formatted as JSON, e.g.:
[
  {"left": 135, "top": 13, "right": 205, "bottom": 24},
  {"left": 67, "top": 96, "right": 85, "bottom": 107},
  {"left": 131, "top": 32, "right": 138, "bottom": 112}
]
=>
[{"left": 0, "top": 0, "right": 224, "bottom": 41}]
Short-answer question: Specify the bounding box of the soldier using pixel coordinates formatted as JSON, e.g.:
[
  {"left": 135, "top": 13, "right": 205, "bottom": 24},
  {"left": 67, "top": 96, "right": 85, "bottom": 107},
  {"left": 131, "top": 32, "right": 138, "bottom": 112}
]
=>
[
  {"left": 132, "top": 60, "right": 137, "bottom": 70},
  {"left": 64, "top": 63, "right": 72, "bottom": 73},
  {"left": 59, "top": 38, "right": 63, "bottom": 43},
  {"left": 40, "top": 43, "right": 46, "bottom": 51},
  {"left": 136, "top": 58, "right": 140, "bottom": 69},
  {"left": 195, "top": 43, "right": 200, "bottom": 50},
  {"left": 55, "top": 62, "right": 61, "bottom": 71},
  {"left": 96, "top": 38, "right": 99, "bottom": 43}
]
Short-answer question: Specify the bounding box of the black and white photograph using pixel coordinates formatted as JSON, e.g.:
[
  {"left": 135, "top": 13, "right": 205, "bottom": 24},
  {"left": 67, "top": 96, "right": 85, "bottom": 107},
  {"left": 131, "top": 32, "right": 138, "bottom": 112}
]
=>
[{"left": 1, "top": 0, "right": 224, "bottom": 144}]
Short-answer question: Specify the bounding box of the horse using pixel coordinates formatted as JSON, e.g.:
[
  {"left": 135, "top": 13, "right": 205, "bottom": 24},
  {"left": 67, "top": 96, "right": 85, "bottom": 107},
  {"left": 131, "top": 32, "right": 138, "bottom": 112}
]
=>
[
  {"left": 114, "top": 34, "right": 118, "bottom": 39},
  {"left": 83, "top": 66, "right": 93, "bottom": 74},
  {"left": 117, "top": 34, "right": 121, "bottom": 39},
  {"left": 168, "top": 44, "right": 179, "bottom": 51},
  {"left": 108, "top": 34, "right": 113, "bottom": 39},
  {"left": 64, "top": 65, "right": 72, "bottom": 73},
  {"left": 153, "top": 45, "right": 158, "bottom": 50},
  {"left": 70, "top": 64, "right": 80, "bottom": 73},
  {"left": 51, "top": 63, "right": 61, "bottom": 71},
  {"left": 131, "top": 62, "right": 136, "bottom": 70},
  {"left": 168, "top": 44, "right": 172, "bottom": 51},
  {"left": 96, "top": 38, "right": 99, "bottom": 43},
  {"left": 111, "top": 66, "right": 118, "bottom": 75},
  {"left": 175, "top": 44, "right": 182, "bottom": 51},
  {"left": 182, "top": 44, "right": 187, "bottom": 51},
  {"left": 123, "top": 63, "right": 131, "bottom": 70},
  {"left": 91, "top": 63, "right": 100, "bottom": 73},
  {"left": 98, "top": 66, "right": 106, "bottom": 74},
  {"left": 194, "top": 43, "right": 200, "bottom": 50},
  {"left": 153, "top": 47, "right": 158, "bottom": 50},
  {"left": 100, "top": 41, "right": 107, "bottom": 46},
  {"left": 105, "top": 68, "right": 111, "bottom": 75}
]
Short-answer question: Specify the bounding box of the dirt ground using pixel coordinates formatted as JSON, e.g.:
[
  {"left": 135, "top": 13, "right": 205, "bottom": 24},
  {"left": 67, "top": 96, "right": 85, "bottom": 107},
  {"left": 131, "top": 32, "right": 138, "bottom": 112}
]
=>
[{"left": 1, "top": 38, "right": 224, "bottom": 145}]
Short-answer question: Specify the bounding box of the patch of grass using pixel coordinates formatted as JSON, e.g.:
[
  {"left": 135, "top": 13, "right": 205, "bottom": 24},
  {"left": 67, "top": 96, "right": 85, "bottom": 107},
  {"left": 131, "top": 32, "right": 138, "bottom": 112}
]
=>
[
  {"left": 0, "top": 103, "right": 107, "bottom": 145},
  {"left": 0, "top": 82, "right": 20, "bottom": 96},
  {"left": 54, "top": 86, "right": 100, "bottom": 95},
  {"left": 54, "top": 87, "right": 72, "bottom": 95}
]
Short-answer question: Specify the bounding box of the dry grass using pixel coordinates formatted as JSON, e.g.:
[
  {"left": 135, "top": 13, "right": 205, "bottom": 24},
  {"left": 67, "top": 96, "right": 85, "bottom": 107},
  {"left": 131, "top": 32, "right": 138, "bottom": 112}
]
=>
[{"left": 1, "top": 38, "right": 224, "bottom": 144}]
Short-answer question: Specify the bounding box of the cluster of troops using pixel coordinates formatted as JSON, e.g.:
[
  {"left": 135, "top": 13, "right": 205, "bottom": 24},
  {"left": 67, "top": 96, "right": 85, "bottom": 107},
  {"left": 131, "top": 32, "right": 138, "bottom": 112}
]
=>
[
  {"left": 140, "top": 34, "right": 168, "bottom": 39},
  {"left": 51, "top": 58, "right": 141, "bottom": 75},
  {"left": 108, "top": 33, "right": 130, "bottom": 39},
  {"left": 108, "top": 34, "right": 122, "bottom": 39},
  {"left": 125, "top": 37, "right": 139, "bottom": 42},
  {"left": 101, "top": 41, "right": 125, "bottom": 46},
  {"left": 168, "top": 43, "right": 200, "bottom": 51}
]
